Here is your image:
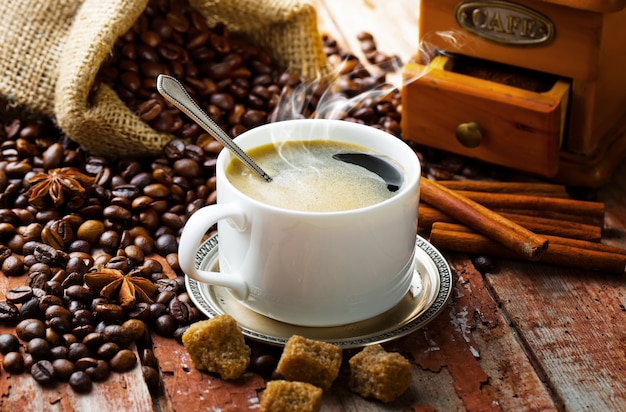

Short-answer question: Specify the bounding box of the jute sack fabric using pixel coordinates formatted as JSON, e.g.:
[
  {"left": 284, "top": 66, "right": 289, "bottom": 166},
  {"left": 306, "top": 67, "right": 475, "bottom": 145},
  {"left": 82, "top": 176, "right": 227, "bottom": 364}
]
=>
[
  {"left": 0, "top": 0, "right": 330, "bottom": 157},
  {"left": 0, "top": 0, "right": 83, "bottom": 116}
]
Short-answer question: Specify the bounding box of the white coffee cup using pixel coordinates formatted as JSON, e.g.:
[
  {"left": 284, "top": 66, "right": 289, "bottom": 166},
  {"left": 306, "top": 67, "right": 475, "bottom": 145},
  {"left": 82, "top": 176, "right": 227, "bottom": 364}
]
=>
[{"left": 178, "top": 119, "right": 421, "bottom": 326}]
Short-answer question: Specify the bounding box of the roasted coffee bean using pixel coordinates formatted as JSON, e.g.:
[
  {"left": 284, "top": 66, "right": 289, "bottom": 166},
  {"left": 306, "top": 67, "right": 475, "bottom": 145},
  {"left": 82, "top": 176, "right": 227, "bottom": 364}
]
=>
[
  {"left": 50, "top": 345, "right": 69, "bottom": 360},
  {"left": 65, "top": 284, "right": 92, "bottom": 300},
  {"left": 155, "top": 233, "right": 178, "bottom": 255},
  {"left": 74, "top": 356, "right": 98, "bottom": 371},
  {"left": 472, "top": 255, "right": 499, "bottom": 273},
  {"left": 31, "top": 360, "right": 56, "bottom": 385},
  {"left": 142, "top": 365, "right": 161, "bottom": 393},
  {"left": 156, "top": 290, "right": 176, "bottom": 305},
  {"left": 169, "top": 297, "right": 192, "bottom": 325},
  {"left": 149, "top": 303, "right": 167, "bottom": 320},
  {"left": 122, "top": 319, "right": 146, "bottom": 341},
  {"left": 103, "top": 324, "right": 133, "bottom": 348},
  {"left": 85, "top": 359, "right": 110, "bottom": 382},
  {"left": 0, "top": 333, "right": 20, "bottom": 354},
  {"left": 23, "top": 352, "right": 35, "bottom": 371},
  {"left": 173, "top": 325, "right": 190, "bottom": 344},
  {"left": 61, "top": 271, "right": 84, "bottom": 288},
  {"left": 109, "top": 349, "right": 137, "bottom": 372},
  {"left": 97, "top": 342, "right": 120, "bottom": 360},
  {"left": 26, "top": 337, "right": 52, "bottom": 360},
  {"left": 68, "top": 342, "right": 91, "bottom": 362},
  {"left": 52, "top": 358, "right": 76, "bottom": 381},
  {"left": 82, "top": 332, "right": 107, "bottom": 350},
  {"left": 3, "top": 350, "right": 25, "bottom": 374},
  {"left": 94, "top": 303, "right": 125, "bottom": 322},
  {"left": 76, "top": 220, "right": 105, "bottom": 244},
  {"left": 2, "top": 254, "right": 24, "bottom": 277},
  {"left": 27, "top": 271, "right": 48, "bottom": 289},
  {"left": 5, "top": 285, "right": 33, "bottom": 303},
  {"left": 16, "top": 319, "right": 46, "bottom": 340},
  {"left": 127, "top": 302, "right": 151, "bottom": 321},
  {"left": 153, "top": 314, "right": 176, "bottom": 337},
  {"left": 38, "top": 295, "right": 64, "bottom": 314},
  {"left": 46, "top": 327, "right": 63, "bottom": 347},
  {"left": 18, "top": 297, "right": 40, "bottom": 320},
  {"left": 73, "top": 325, "right": 96, "bottom": 341},
  {"left": 69, "top": 370, "right": 92, "bottom": 393},
  {"left": 250, "top": 353, "right": 278, "bottom": 377},
  {"left": 44, "top": 280, "right": 64, "bottom": 298},
  {"left": 45, "top": 304, "right": 72, "bottom": 321}
]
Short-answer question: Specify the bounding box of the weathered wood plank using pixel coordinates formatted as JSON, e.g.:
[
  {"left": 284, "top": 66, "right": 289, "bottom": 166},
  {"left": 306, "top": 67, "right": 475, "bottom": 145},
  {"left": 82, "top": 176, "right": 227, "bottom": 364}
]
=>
[
  {"left": 151, "top": 333, "right": 265, "bottom": 411},
  {"left": 485, "top": 261, "right": 626, "bottom": 410},
  {"left": 398, "top": 256, "right": 557, "bottom": 411}
]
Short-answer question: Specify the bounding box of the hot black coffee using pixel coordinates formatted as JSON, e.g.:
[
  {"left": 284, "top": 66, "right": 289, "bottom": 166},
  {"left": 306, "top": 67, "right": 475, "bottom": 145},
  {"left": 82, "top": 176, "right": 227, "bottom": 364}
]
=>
[{"left": 226, "top": 140, "right": 400, "bottom": 212}]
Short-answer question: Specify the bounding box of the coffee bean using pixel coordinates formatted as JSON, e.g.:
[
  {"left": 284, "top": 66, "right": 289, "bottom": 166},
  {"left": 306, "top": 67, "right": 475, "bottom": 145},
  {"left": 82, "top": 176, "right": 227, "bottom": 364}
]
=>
[
  {"left": 48, "top": 317, "right": 77, "bottom": 334},
  {"left": 85, "top": 359, "right": 110, "bottom": 382},
  {"left": 75, "top": 356, "right": 98, "bottom": 371},
  {"left": 16, "top": 319, "right": 46, "bottom": 340},
  {"left": 2, "top": 254, "right": 24, "bottom": 276},
  {"left": 52, "top": 358, "right": 76, "bottom": 381},
  {"left": 69, "top": 371, "right": 92, "bottom": 393},
  {"left": 95, "top": 303, "right": 125, "bottom": 322},
  {"left": 0, "top": 301, "right": 20, "bottom": 324},
  {"left": 97, "top": 342, "right": 120, "bottom": 360},
  {"left": 68, "top": 342, "right": 91, "bottom": 362},
  {"left": 142, "top": 365, "right": 161, "bottom": 394},
  {"left": 109, "top": 349, "right": 137, "bottom": 372},
  {"left": 0, "top": 333, "right": 20, "bottom": 354},
  {"left": 3, "top": 351, "right": 25, "bottom": 374},
  {"left": 26, "top": 337, "right": 52, "bottom": 360},
  {"left": 82, "top": 332, "right": 107, "bottom": 350},
  {"left": 31, "top": 360, "right": 56, "bottom": 385},
  {"left": 122, "top": 319, "right": 146, "bottom": 341},
  {"left": 251, "top": 353, "right": 278, "bottom": 377},
  {"left": 153, "top": 314, "right": 176, "bottom": 337},
  {"left": 104, "top": 324, "right": 134, "bottom": 348},
  {"left": 18, "top": 297, "right": 40, "bottom": 320},
  {"left": 51, "top": 345, "right": 69, "bottom": 360},
  {"left": 169, "top": 297, "right": 192, "bottom": 325}
]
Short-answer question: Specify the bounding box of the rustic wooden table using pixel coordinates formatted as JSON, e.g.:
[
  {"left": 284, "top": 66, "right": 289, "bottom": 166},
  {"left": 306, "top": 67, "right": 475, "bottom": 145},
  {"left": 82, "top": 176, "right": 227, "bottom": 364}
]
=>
[{"left": 1, "top": 1, "right": 625, "bottom": 411}]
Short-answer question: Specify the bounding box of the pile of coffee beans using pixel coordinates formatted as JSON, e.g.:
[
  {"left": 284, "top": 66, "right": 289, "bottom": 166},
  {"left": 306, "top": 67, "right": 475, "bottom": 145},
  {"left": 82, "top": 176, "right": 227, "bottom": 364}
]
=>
[
  {"left": 94, "top": 0, "right": 305, "bottom": 141},
  {"left": 0, "top": 0, "right": 510, "bottom": 398}
]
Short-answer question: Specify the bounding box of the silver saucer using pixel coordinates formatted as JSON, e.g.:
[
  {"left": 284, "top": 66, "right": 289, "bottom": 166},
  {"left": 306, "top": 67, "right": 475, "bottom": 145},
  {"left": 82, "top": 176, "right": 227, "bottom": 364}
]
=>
[{"left": 186, "top": 234, "right": 452, "bottom": 348}]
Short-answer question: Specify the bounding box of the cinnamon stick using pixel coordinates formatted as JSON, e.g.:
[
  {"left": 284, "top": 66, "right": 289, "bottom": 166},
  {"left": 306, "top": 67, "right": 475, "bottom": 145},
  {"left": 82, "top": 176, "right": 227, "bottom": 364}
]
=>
[
  {"left": 437, "top": 180, "right": 569, "bottom": 198},
  {"left": 420, "top": 178, "right": 548, "bottom": 260},
  {"left": 418, "top": 205, "right": 602, "bottom": 241},
  {"left": 453, "top": 190, "right": 605, "bottom": 221},
  {"left": 430, "top": 222, "right": 626, "bottom": 273},
  {"left": 492, "top": 208, "right": 602, "bottom": 226}
]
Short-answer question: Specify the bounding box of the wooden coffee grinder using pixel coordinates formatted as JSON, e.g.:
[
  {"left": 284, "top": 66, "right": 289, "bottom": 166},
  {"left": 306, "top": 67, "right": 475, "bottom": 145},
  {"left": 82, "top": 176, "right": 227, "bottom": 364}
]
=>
[{"left": 402, "top": 0, "right": 626, "bottom": 187}]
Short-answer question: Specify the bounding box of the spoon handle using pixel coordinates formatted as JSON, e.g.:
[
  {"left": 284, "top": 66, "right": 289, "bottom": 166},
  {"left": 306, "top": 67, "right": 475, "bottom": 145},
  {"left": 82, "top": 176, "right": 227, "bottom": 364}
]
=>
[{"left": 156, "top": 74, "right": 272, "bottom": 182}]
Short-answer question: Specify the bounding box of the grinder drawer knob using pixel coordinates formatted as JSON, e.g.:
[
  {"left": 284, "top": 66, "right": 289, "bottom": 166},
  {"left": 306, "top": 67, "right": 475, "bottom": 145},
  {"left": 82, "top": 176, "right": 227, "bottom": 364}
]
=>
[{"left": 456, "top": 121, "right": 483, "bottom": 148}]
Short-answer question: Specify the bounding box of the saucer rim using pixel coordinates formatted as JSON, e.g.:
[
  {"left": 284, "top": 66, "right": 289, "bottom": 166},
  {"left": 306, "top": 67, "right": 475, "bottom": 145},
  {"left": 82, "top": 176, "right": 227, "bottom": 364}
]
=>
[{"left": 185, "top": 234, "right": 452, "bottom": 348}]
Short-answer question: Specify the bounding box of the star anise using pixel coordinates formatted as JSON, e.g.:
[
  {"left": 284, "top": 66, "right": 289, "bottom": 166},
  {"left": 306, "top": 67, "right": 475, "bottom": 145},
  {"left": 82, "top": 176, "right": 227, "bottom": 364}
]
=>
[
  {"left": 27, "top": 167, "right": 95, "bottom": 208},
  {"left": 84, "top": 267, "right": 158, "bottom": 309}
]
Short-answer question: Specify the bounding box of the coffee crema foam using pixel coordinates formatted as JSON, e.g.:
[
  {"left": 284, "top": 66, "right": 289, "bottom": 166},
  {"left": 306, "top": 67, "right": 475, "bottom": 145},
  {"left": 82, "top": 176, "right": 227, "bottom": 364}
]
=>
[{"left": 226, "top": 140, "right": 398, "bottom": 212}]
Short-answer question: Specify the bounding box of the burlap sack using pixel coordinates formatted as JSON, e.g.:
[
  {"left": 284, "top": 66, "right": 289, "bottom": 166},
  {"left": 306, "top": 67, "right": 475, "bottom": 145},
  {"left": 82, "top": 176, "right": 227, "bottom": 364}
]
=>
[
  {"left": 0, "top": 0, "right": 83, "bottom": 117},
  {"left": 0, "top": 0, "right": 330, "bottom": 157}
]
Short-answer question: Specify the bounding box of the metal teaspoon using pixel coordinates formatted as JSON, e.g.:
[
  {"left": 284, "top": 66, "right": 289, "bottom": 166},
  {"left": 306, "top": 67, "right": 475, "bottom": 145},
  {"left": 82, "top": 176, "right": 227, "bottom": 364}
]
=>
[{"left": 156, "top": 74, "right": 272, "bottom": 182}]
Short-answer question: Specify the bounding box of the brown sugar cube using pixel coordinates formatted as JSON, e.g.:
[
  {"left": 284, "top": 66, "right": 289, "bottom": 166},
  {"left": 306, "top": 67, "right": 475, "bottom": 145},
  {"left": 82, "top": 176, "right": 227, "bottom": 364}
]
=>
[
  {"left": 348, "top": 344, "right": 412, "bottom": 403},
  {"left": 276, "top": 335, "right": 342, "bottom": 390},
  {"left": 182, "top": 314, "right": 250, "bottom": 380},
  {"left": 260, "top": 380, "right": 323, "bottom": 412}
]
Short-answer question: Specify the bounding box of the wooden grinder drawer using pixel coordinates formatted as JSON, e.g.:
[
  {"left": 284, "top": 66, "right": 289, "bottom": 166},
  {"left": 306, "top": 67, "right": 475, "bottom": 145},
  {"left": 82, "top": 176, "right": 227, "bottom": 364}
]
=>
[{"left": 402, "top": 55, "right": 570, "bottom": 177}]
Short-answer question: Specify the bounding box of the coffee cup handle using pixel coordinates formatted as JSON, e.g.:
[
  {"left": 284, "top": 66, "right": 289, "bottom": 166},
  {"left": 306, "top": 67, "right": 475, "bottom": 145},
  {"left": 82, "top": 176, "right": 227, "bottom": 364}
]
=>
[{"left": 178, "top": 203, "right": 249, "bottom": 300}]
